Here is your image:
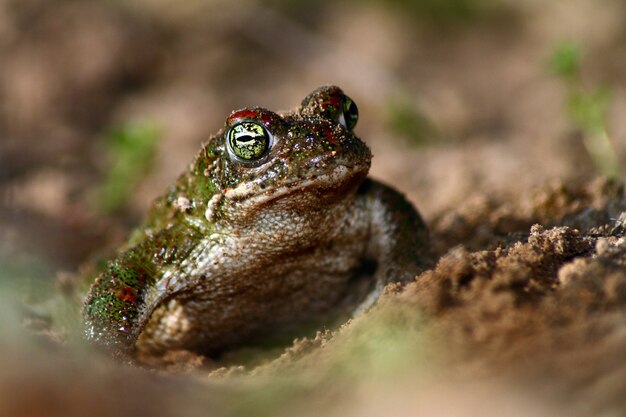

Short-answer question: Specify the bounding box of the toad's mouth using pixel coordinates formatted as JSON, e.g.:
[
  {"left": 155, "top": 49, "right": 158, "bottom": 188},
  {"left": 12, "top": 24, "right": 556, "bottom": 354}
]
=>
[
  {"left": 203, "top": 160, "right": 369, "bottom": 222},
  {"left": 229, "top": 163, "right": 368, "bottom": 205}
]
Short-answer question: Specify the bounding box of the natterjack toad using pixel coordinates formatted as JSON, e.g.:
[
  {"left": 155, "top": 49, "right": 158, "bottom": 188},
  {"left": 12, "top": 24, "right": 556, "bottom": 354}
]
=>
[{"left": 84, "top": 86, "right": 431, "bottom": 357}]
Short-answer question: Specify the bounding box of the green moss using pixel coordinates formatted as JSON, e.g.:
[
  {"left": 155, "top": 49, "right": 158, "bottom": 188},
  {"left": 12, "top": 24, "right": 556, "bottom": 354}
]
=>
[
  {"left": 190, "top": 171, "right": 219, "bottom": 201},
  {"left": 86, "top": 291, "right": 127, "bottom": 322},
  {"left": 188, "top": 145, "right": 222, "bottom": 201},
  {"left": 84, "top": 221, "right": 206, "bottom": 343}
]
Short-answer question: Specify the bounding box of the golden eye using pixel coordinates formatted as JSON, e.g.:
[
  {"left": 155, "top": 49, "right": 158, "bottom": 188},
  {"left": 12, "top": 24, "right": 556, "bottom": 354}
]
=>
[
  {"left": 301, "top": 87, "right": 359, "bottom": 131},
  {"left": 227, "top": 122, "right": 271, "bottom": 161},
  {"left": 341, "top": 95, "right": 359, "bottom": 131}
]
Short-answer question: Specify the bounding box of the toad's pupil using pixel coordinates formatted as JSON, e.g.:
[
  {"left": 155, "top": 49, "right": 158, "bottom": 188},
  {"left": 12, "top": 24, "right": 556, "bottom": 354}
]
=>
[{"left": 237, "top": 135, "right": 254, "bottom": 144}]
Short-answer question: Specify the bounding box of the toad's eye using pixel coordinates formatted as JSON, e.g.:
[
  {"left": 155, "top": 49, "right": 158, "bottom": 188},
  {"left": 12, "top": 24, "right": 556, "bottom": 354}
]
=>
[
  {"left": 301, "top": 86, "right": 359, "bottom": 131},
  {"left": 227, "top": 122, "right": 271, "bottom": 161},
  {"left": 341, "top": 96, "right": 358, "bottom": 131}
]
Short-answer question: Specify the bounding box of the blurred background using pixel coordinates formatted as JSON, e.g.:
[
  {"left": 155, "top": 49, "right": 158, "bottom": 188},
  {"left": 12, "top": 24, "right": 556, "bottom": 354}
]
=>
[{"left": 1, "top": 0, "right": 625, "bottom": 279}]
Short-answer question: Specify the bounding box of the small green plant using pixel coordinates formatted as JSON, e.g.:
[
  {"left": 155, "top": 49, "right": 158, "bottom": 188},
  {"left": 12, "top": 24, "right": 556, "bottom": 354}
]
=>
[
  {"left": 549, "top": 41, "right": 621, "bottom": 178},
  {"left": 386, "top": 93, "right": 437, "bottom": 146},
  {"left": 97, "top": 121, "right": 161, "bottom": 213}
]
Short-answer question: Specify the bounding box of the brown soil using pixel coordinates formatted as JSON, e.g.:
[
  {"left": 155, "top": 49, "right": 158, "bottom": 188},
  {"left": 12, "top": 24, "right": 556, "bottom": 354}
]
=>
[{"left": 1, "top": 0, "right": 626, "bottom": 416}]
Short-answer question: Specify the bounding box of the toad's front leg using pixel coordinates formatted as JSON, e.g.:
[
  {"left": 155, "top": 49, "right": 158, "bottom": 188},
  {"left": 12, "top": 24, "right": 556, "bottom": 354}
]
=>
[
  {"left": 354, "top": 178, "right": 432, "bottom": 312},
  {"left": 83, "top": 223, "right": 208, "bottom": 356}
]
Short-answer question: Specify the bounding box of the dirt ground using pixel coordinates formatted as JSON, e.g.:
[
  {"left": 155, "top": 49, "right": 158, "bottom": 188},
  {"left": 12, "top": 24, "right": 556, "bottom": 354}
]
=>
[{"left": 1, "top": 0, "right": 626, "bottom": 416}]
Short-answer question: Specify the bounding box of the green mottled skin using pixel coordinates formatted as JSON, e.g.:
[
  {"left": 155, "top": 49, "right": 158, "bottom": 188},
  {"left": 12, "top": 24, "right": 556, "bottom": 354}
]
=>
[{"left": 83, "top": 86, "right": 431, "bottom": 357}]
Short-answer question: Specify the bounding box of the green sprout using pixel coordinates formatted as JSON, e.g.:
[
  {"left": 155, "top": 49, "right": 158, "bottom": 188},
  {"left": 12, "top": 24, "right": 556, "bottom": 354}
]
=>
[
  {"left": 386, "top": 93, "right": 438, "bottom": 146},
  {"left": 550, "top": 41, "right": 581, "bottom": 80},
  {"left": 97, "top": 121, "right": 162, "bottom": 213},
  {"left": 549, "top": 41, "right": 621, "bottom": 178}
]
